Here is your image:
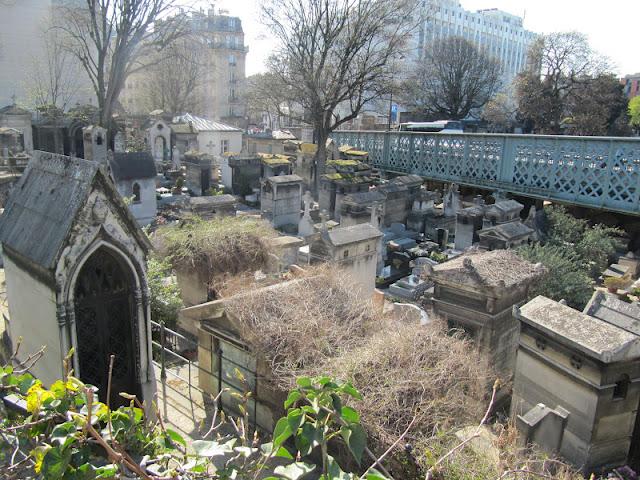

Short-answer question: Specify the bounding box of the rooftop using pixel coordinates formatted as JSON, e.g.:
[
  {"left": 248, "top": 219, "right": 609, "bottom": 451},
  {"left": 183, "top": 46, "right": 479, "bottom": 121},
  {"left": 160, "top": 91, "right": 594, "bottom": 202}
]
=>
[
  {"left": 109, "top": 152, "right": 156, "bottom": 181},
  {"left": 478, "top": 221, "right": 534, "bottom": 240},
  {"left": 517, "top": 295, "right": 640, "bottom": 363},
  {"left": 343, "top": 190, "right": 387, "bottom": 205},
  {"left": 325, "top": 223, "right": 382, "bottom": 246},
  {"left": 259, "top": 153, "right": 291, "bottom": 165},
  {"left": 0, "top": 151, "right": 149, "bottom": 274},
  {"left": 584, "top": 290, "right": 640, "bottom": 336},
  {"left": 430, "top": 249, "right": 545, "bottom": 290},
  {"left": 486, "top": 199, "right": 524, "bottom": 213},
  {"left": 322, "top": 173, "right": 372, "bottom": 184},
  {"left": 265, "top": 174, "right": 303, "bottom": 184},
  {"left": 391, "top": 174, "right": 423, "bottom": 187},
  {"left": 0, "top": 104, "right": 30, "bottom": 116},
  {"left": 189, "top": 194, "right": 236, "bottom": 206},
  {"left": 172, "top": 113, "right": 241, "bottom": 132}
]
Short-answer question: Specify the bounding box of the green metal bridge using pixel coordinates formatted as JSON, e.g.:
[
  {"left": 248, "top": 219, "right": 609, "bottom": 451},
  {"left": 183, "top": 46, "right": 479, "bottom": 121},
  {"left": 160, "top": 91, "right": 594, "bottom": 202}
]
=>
[{"left": 330, "top": 130, "right": 640, "bottom": 215}]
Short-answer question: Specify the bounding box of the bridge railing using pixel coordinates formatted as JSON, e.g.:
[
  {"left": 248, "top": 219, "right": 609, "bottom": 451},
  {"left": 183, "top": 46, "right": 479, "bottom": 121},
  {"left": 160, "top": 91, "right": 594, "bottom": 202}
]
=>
[{"left": 330, "top": 130, "right": 640, "bottom": 215}]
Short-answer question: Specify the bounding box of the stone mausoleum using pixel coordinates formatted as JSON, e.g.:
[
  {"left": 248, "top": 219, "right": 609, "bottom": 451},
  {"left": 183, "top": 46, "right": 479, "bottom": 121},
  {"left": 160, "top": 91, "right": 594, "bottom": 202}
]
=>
[
  {"left": 0, "top": 152, "right": 155, "bottom": 406},
  {"left": 512, "top": 295, "right": 640, "bottom": 473},
  {"left": 424, "top": 250, "right": 545, "bottom": 378}
]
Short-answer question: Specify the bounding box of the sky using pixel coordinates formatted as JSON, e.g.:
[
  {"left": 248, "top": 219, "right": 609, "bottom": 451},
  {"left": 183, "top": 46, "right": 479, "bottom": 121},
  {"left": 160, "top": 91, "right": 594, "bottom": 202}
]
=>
[{"left": 192, "top": 0, "right": 640, "bottom": 77}]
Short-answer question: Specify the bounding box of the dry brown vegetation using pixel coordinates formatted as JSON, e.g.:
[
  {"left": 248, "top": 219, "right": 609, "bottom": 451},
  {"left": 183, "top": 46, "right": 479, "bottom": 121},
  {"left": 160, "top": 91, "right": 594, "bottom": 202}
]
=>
[
  {"left": 224, "top": 267, "right": 379, "bottom": 382},
  {"left": 222, "top": 267, "right": 493, "bottom": 475},
  {"left": 316, "top": 321, "right": 488, "bottom": 451},
  {"left": 153, "top": 216, "right": 277, "bottom": 282}
]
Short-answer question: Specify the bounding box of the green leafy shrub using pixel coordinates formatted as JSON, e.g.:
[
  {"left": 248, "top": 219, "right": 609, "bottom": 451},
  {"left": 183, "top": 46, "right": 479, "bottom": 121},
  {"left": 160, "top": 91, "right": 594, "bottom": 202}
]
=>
[
  {"left": 0, "top": 355, "right": 390, "bottom": 479},
  {"left": 147, "top": 257, "right": 183, "bottom": 329}
]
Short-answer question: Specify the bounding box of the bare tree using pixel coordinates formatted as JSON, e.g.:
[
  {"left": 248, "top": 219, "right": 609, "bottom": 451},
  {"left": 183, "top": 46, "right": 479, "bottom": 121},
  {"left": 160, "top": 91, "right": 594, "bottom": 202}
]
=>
[
  {"left": 26, "top": 15, "right": 88, "bottom": 116},
  {"left": 516, "top": 32, "right": 610, "bottom": 134},
  {"left": 54, "top": 0, "right": 185, "bottom": 134},
  {"left": 482, "top": 93, "right": 517, "bottom": 132},
  {"left": 402, "top": 36, "right": 501, "bottom": 120},
  {"left": 262, "top": 0, "right": 414, "bottom": 194},
  {"left": 245, "top": 73, "right": 298, "bottom": 130},
  {"left": 141, "top": 37, "right": 207, "bottom": 115}
]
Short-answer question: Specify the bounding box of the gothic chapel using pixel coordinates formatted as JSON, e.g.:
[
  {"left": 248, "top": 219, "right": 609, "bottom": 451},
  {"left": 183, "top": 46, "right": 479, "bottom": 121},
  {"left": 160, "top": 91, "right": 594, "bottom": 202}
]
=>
[{"left": 0, "top": 151, "right": 155, "bottom": 405}]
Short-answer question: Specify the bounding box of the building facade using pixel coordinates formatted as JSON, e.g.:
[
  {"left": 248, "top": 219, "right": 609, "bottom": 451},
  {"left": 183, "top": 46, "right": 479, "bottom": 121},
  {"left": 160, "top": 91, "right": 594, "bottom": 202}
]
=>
[
  {"left": 0, "top": 0, "right": 93, "bottom": 110},
  {"left": 411, "top": 0, "right": 537, "bottom": 89},
  {"left": 119, "top": 8, "right": 247, "bottom": 125},
  {"left": 621, "top": 73, "right": 640, "bottom": 99}
]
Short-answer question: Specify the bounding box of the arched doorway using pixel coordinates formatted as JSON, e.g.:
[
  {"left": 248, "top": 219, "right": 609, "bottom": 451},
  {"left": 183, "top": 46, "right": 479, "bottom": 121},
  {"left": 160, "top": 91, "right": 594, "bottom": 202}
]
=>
[{"left": 74, "top": 248, "right": 140, "bottom": 405}]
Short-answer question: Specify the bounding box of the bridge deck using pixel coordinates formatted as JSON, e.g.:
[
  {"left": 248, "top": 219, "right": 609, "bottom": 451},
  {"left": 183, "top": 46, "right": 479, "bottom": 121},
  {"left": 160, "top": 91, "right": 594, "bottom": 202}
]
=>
[{"left": 330, "top": 131, "right": 640, "bottom": 215}]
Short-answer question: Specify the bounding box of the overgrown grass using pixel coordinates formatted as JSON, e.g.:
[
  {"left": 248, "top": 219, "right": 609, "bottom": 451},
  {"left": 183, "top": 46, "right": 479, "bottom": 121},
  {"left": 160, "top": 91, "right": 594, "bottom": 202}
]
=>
[{"left": 154, "top": 216, "right": 277, "bottom": 282}]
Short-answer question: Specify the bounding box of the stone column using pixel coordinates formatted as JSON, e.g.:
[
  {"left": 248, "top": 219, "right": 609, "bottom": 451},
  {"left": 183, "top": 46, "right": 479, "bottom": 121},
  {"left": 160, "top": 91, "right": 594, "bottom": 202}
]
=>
[
  {"left": 66, "top": 303, "right": 80, "bottom": 377},
  {"left": 56, "top": 303, "right": 68, "bottom": 376}
]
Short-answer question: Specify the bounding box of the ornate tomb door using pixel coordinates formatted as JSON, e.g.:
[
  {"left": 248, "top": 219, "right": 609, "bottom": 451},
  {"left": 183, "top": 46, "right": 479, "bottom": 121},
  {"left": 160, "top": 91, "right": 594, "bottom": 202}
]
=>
[{"left": 74, "top": 248, "right": 140, "bottom": 405}]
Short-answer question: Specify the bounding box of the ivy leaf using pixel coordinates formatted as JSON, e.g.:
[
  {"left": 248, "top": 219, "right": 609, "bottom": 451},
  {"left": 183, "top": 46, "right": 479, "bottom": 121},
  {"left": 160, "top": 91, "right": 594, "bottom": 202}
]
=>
[
  {"left": 340, "top": 424, "right": 366, "bottom": 465},
  {"left": 273, "top": 461, "right": 315, "bottom": 479},
  {"left": 51, "top": 422, "right": 77, "bottom": 445},
  {"left": 296, "top": 376, "right": 313, "bottom": 388},
  {"left": 295, "top": 423, "right": 321, "bottom": 457},
  {"left": 364, "top": 470, "right": 390, "bottom": 480},
  {"left": 182, "top": 458, "right": 207, "bottom": 473},
  {"left": 262, "top": 442, "right": 295, "bottom": 460},
  {"left": 340, "top": 406, "right": 360, "bottom": 424},
  {"left": 31, "top": 445, "right": 49, "bottom": 474},
  {"left": 272, "top": 417, "right": 293, "bottom": 447},
  {"left": 284, "top": 390, "right": 301, "bottom": 409},
  {"left": 95, "top": 464, "right": 119, "bottom": 478},
  {"left": 234, "top": 446, "right": 258, "bottom": 457},
  {"left": 192, "top": 439, "right": 231, "bottom": 457},
  {"left": 339, "top": 383, "right": 362, "bottom": 400},
  {"left": 325, "top": 455, "right": 353, "bottom": 479},
  {"left": 41, "top": 445, "right": 73, "bottom": 480},
  {"left": 71, "top": 463, "right": 96, "bottom": 480},
  {"left": 287, "top": 408, "right": 305, "bottom": 432},
  {"left": 165, "top": 428, "right": 186, "bottom": 447}
]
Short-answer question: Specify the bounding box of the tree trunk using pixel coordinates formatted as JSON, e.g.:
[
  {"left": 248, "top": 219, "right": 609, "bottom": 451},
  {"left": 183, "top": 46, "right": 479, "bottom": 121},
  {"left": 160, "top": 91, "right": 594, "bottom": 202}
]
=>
[{"left": 313, "top": 126, "right": 329, "bottom": 199}]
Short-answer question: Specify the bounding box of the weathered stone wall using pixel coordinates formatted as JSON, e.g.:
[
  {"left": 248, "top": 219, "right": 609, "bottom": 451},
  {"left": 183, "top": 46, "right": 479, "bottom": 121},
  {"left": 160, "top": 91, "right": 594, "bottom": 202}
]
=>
[
  {"left": 115, "top": 178, "right": 157, "bottom": 226},
  {"left": 512, "top": 326, "right": 640, "bottom": 472},
  {"left": 2, "top": 254, "right": 61, "bottom": 383}
]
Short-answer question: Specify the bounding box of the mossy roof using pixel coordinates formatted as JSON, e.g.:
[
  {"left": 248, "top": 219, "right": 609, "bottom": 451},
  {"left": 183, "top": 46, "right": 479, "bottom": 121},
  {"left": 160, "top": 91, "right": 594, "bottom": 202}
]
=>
[
  {"left": 327, "top": 159, "right": 360, "bottom": 167},
  {"left": 258, "top": 153, "right": 292, "bottom": 165},
  {"left": 322, "top": 173, "right": 373, "bottom": 184}
]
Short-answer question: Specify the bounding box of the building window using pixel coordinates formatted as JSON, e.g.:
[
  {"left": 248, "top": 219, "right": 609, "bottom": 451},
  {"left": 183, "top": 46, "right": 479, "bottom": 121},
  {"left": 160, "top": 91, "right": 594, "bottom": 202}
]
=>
[
  {"left": 229, "top": 54, "right": 236, "bottom": 65},
  {"left": 221, "top": 139, "right": 229, "bottom": 154},
  {"left": 132, "top": 182, "right": 141, "bottom": 203},
  {"left": 613, "top": 375, "right": 630, "bottom": 400},
  {"left": 343, "top": 250, "right": 349, "bottom": 258}
]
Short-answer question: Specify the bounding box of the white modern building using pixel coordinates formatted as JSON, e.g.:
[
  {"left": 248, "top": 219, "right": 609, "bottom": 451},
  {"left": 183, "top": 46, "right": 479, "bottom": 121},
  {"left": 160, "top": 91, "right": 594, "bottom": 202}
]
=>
[{"left": 411, "top": 0, "right": 537, "bottom": 88}]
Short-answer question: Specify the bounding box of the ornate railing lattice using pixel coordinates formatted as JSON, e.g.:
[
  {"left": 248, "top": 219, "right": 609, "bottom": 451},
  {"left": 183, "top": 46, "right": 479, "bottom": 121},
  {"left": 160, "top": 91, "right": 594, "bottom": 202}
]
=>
[{"left": 330, "top": 130, "right": 640, "bottom": 214}]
